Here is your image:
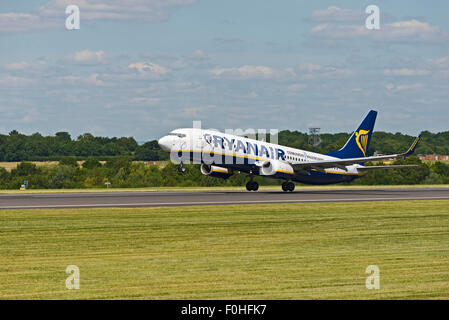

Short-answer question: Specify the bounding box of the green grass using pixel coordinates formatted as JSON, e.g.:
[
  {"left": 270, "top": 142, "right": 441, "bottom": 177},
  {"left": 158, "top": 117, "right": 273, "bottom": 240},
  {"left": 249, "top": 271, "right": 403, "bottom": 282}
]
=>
[{"left": 1, "top": 201, "right": 448, "bottom": 299}]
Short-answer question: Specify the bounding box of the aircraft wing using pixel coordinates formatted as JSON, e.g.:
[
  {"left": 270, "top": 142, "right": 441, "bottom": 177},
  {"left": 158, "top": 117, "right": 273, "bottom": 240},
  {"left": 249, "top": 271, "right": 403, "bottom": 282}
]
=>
[
  {"left": 291, "top": 135, "right": 421, "bottom": 172},
  {"left": 357, "top": 164, "right": 419, "bottom": 171}
]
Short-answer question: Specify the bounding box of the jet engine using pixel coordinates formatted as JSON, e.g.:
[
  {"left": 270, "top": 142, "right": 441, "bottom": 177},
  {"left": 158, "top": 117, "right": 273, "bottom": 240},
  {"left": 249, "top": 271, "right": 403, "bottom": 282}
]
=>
[
  {"left": 200, "top": 164, "right": 233, "bottom": 179},
  {"left": 258, "top": 160, "right": 294, "bottom": 176}
]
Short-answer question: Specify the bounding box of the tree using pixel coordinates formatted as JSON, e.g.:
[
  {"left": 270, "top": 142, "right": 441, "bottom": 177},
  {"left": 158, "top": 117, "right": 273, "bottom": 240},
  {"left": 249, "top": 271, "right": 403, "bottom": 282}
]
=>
[
  {"left": 82, "top": 157, "right": 102, "bottom": 169},
  {"left": 59, "top": 156, "right": 79, "bottom": 167},
  {"left": 12, "top": 162, "right": 40, "bottom": 176},
  {"left": 55, "top": 132, "right": 71, "bottom": 142}
]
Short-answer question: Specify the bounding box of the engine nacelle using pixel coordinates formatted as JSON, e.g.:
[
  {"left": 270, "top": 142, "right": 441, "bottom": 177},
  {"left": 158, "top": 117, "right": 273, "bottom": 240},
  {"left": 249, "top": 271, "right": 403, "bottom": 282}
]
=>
[
  {"left": 200, "top": 164, "right": 233, "bottom": 179},
  {"left": 259, "top": 160, "right": 294, "bottom": 176}
]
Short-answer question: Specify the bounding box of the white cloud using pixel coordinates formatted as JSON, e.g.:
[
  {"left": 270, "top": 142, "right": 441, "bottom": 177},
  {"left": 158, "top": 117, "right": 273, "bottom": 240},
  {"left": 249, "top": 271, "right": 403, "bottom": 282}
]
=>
[
  {"left": 4, "top": 62, "right": 30, "bottom": 71},
  {"left": 62, "top": 50, "right": 106, "bottom": 65},
  {"left": 383, "top": 68, "right": 431, "bottom": 76},
  {"left": 248, "top": 91, "right": 259, "bottom": 98},
  {"left": 309, "top": 19, "right": 449, "bottom": 44},
  {"left": 59, "top": 73, "right": 104, "bottom": 86},
  {"left": 379, "top": 20, "right": 449, "bottom": 44},
  {"left": 308, "top": 6, "right": 363, "bottom": 23},
  {"left": 0, "top": 75, "right": 34, "bottom": 86},
  {"left": 210, "top": 65, "right": 279, "bottom": 79},
  {"left": 186, "top": 49, "right": 208, "bottom": 60},
  {"left": 386, "top": 83, "right": 424, "bottom": 92},
  {"left": 182, "top": 105, "right": 217, "bottom": 117},
  {"left": 128, "top": 62, "right": 170, "bottom": 75},
  {"left": 287, "top": 83, "right": 307, "bottom": 91},
  {"left": 296, "top": 64, "right": 353, "bottom": 79},
  {"left": 0, "top": 13, "right": 48, "bottom": 33},
  {"left": 1, "top": 0, "right": 199, "bottom": 34},
  {"left": 169, "top": 59, "right": 189, "bottom": 70},
  {"left": 131, "top": 97, "right": 160, "bottom": 105},
  {"left": 37, "top": 0, "right": 198, "bottom": 22},
  {"left": 428, "top": 55, "right": 449, "bottom": 68}
]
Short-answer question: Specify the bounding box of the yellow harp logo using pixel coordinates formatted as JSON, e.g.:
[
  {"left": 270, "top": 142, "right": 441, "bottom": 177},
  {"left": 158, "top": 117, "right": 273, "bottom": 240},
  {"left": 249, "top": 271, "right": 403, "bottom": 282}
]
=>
[{"left": 355, "top": 130, "right": 370, "bottom": 157}]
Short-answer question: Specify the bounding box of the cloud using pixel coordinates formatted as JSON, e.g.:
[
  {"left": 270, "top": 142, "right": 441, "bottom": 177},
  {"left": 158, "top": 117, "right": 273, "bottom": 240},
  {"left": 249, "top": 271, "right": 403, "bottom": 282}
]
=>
[
  {"left": 379, "top": 20, "right": 449, "bottom": 44},
  {"left": 309, "top": 19, "right": 449, "bottom": 44},
  {"left": 210, "top": 65, "right": 279, "bottom": 79},
  {"left": 59, "top": 73, "right": 104, "bottom": 86},
  {"left": 295, "top": 64, "right": 353, "bottom": 79},
  {"left": 4, "top": 62, "right": 30, "bottom": 71},
  {"left": 1, "top": 0, "right": 199, "bottom": 34},
  {"left": 62, "top": 50, "right": 106, "bottom": 65},
  {"left": 128, "top": 62, "right": 170, "bottom": 76},
  {"left": 0, "top": 75, "right": 34, "bottom": 86},
  {"left": 428, "top": 55, "right": 449, "bottom": 68},
  {"left": 186, "top": 49, "right": 208, "bottom": 60},
  {"left": 386, "top": 83, "right": 424, "bottom": 92},
  {"left": 38, "top": 0, "right": 198, "bottom": 22},
  {"left": 182, "top": 105, "right": 217, "bottom": 118},
  {"left": 169, "top": 59, "right": 189, "bottom": 70},
  {"left": 287, "top": 83, "right": 307, "bottom": 91},
  {"left": 0, "top": 13, "right": 52, "bottom": 33},
  {"left": 383, "top": 68, "right": 431, "bottom": 76},
  {"left": 307, "top": 6, "right": 363, "bottom": 23},
  {"left": 131, "top": 97, "right": 160, "bottom": 105}
]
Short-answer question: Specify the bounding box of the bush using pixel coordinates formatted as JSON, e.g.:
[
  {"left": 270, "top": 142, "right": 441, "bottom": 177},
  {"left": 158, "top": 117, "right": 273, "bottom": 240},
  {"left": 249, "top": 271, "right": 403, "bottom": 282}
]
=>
[
  {"left": 59, "top": 156, "right": 79, "bottom": 167},
  {"left": 82, "top": 157, "right": 102, "bottom": 169}
]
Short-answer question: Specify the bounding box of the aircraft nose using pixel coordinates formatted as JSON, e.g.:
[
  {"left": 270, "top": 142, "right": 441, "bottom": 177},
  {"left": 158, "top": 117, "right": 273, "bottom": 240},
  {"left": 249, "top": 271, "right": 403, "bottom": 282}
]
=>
[{"left": 158, "top": 135, "right": 172, "bottom": 151}]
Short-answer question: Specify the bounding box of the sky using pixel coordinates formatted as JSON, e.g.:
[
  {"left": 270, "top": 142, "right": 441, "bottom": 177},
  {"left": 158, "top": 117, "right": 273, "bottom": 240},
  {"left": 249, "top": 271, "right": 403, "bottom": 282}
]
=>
[{"left": 1, "top": 0, "right": 449, "bottom": 141}]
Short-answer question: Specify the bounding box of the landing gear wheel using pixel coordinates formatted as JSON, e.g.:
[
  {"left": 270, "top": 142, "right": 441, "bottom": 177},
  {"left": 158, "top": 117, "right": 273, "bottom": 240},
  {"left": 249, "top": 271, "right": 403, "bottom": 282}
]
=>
[
  {"left": 282, "top": 181, "right": 295, "bottom": 192},
  {"left": 252, "top": 181, "right": 259, "bottom": 191},
  {"left": 246, "top": 181, "right": 259, "bottom": 191},
  {"left": 282, "top": 182, "right": 288, "bottom": 192},
  {"left": 177, "top": 163, "right": 186, "bottom": 175}
]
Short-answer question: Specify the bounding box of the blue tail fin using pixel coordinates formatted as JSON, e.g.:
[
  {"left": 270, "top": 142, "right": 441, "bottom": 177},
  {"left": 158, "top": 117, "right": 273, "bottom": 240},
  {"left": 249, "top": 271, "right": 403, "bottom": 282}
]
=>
[{"left": 326, "top": 110, "right": 377, "bottom": 159}]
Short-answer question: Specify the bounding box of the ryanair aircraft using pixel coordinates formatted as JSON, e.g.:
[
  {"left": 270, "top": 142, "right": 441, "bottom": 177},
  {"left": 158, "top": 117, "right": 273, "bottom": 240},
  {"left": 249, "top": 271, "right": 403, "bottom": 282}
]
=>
[{"left": 158, "top": 110, "right": 421, "bottom": 192}]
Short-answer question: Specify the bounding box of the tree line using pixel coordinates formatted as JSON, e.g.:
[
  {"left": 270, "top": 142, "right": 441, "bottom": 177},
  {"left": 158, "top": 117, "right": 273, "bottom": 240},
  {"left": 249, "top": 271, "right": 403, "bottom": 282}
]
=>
[
  {"left": 1, "top": 156, "right": 449, "bottom": 189},
  {"left": 0, "top": 130, "right": 167, "bottom": 161},
  {"left": 1, "top": 129, "right": 448, "bottom": 162}
]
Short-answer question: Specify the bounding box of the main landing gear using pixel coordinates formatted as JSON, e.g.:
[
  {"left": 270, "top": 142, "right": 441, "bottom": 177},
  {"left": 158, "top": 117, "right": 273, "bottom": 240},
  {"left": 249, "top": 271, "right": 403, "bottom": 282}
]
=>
[
  {"left": 246, "top": 173, "right": 259, "bottom": 191},
  {"left": 282, "top": 181, "right": 295, "bottom": 192},
  {"left": 246, "top": 180, "right": 259, "bottom": 191}
]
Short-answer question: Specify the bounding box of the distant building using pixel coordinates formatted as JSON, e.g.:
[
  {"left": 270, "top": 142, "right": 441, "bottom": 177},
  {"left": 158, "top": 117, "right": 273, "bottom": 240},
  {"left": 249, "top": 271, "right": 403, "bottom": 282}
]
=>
[
  {"left": 373, "top": 152, "right": 449, "bottom": 162},
  {"left": 418, "top": 155, "right": 449, "bottom": 161}
]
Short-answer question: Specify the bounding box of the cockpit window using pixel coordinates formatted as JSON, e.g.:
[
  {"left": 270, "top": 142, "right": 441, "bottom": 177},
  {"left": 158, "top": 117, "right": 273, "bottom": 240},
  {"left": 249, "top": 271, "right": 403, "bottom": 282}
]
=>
[{"left": 168, "top": 133, "right": 186, "bottom": 138}]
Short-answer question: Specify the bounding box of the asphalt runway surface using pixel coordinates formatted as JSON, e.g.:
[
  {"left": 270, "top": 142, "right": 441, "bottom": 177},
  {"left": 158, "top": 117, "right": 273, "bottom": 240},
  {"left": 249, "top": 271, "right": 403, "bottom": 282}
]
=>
[{"left": 1, "top": 187, "right": 449, "bottom": 209}]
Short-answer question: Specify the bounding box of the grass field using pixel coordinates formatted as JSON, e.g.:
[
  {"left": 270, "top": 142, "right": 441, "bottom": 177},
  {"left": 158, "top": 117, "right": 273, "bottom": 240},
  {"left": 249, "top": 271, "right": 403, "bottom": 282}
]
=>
[{"left": 0, "top": 201, "right": 448, "bottom": 299}]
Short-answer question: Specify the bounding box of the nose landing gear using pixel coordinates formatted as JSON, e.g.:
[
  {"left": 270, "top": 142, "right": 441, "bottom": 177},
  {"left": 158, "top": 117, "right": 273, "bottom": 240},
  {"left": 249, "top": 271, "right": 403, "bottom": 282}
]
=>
[
  {"left": 282, "top": 181, "right": 295, "bottom": 192},
  {"left": 177, "top": 162, "right": 186, "bottom": 174}
]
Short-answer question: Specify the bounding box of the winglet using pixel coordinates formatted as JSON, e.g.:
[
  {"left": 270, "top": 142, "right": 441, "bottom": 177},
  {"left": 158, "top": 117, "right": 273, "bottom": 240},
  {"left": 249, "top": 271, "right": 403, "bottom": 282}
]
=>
[{"left": 402, "top": 135, "right": 421, "bottom": 156}]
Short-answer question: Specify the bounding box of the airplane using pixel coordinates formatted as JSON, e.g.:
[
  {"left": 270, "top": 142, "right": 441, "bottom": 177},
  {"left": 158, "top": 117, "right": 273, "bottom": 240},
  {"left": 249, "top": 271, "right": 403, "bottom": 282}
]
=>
[{"left": 157, "top": 110, "right": 421, "bottom": 192}]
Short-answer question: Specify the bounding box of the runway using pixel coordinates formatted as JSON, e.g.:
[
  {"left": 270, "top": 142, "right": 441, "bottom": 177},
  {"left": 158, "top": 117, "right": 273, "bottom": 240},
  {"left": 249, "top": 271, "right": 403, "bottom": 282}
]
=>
[{"left": 1, "top": 187, "right": 449, "bottom": 209}]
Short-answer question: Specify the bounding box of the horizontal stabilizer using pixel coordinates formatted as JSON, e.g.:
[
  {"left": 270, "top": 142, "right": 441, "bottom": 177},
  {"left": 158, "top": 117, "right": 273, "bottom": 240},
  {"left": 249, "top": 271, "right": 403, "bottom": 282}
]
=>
[{"left": 292, "top": 135, "right": 422, "bottom": 171}]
